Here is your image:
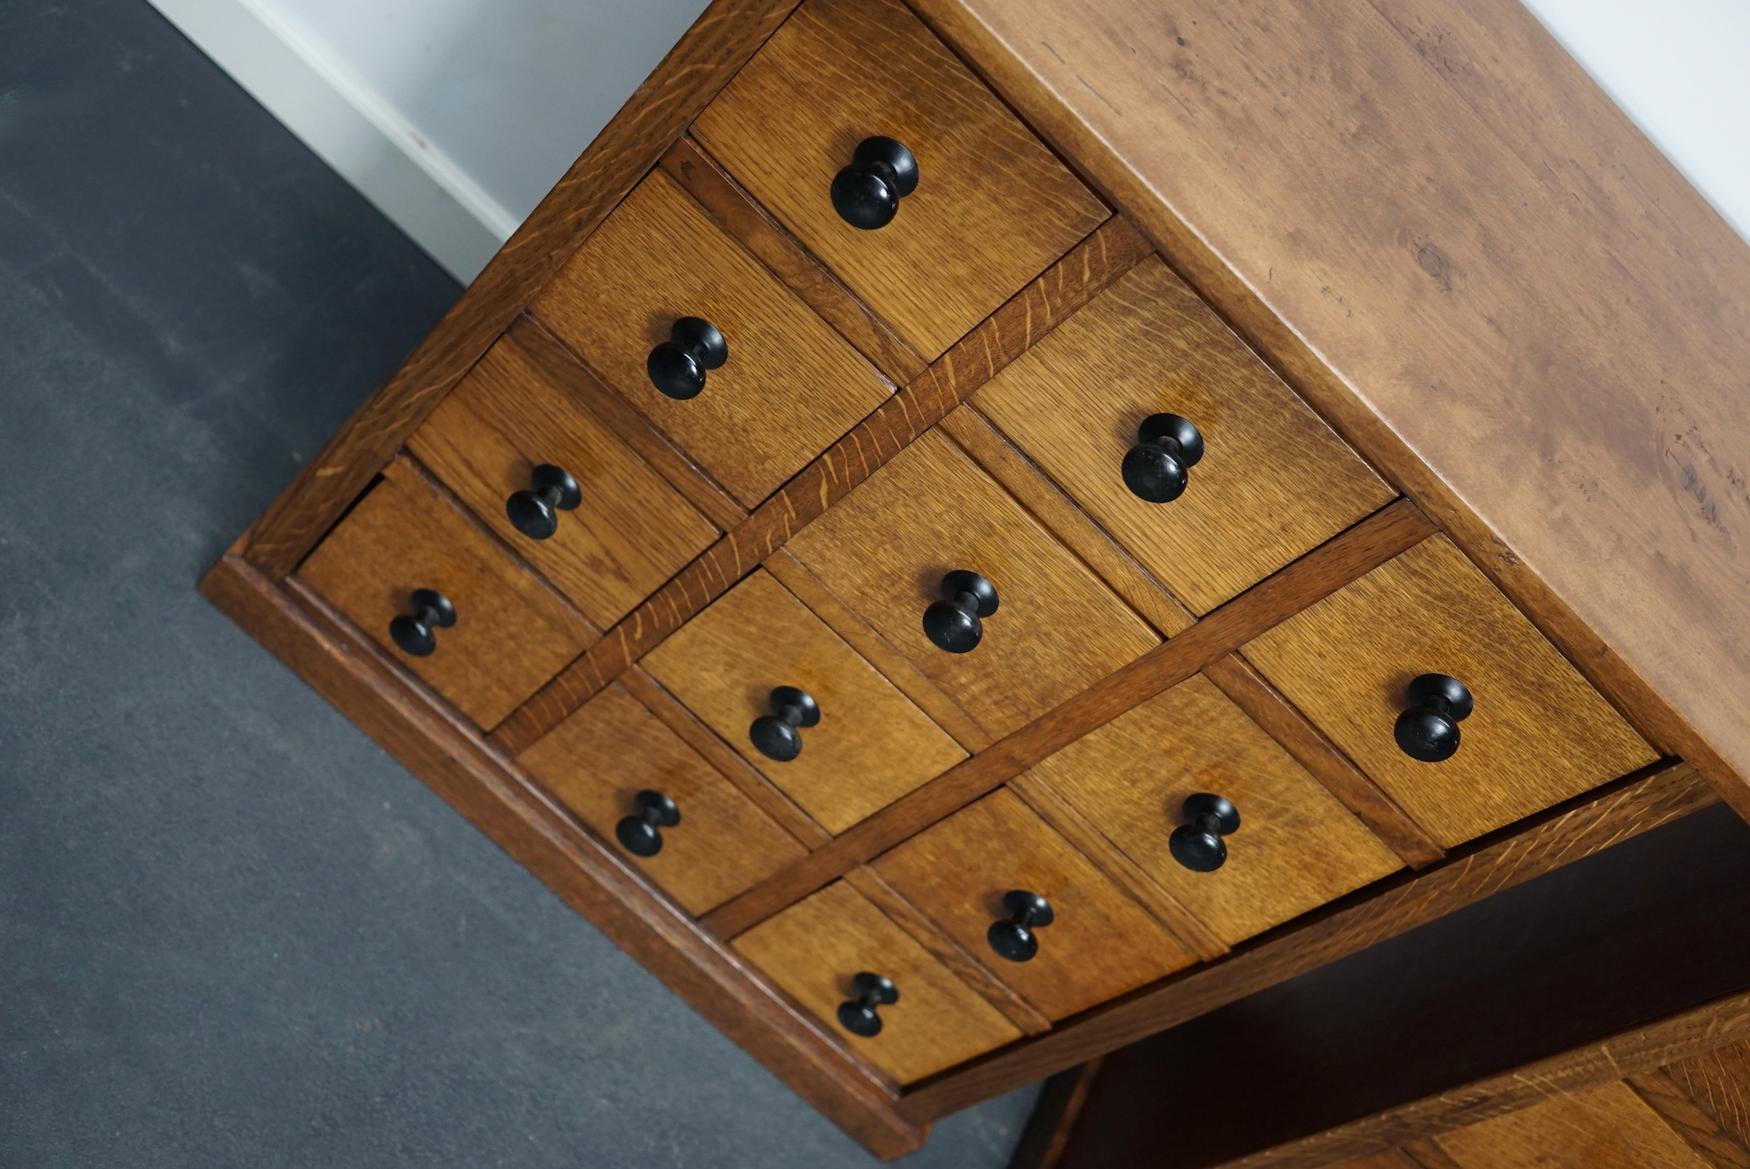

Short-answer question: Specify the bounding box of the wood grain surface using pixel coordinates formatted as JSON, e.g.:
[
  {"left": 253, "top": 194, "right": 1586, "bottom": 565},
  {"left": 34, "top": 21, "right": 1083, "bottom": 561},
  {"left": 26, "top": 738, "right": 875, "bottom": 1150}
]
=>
[
  {"left": 694, "top": 0, "right": 1107, "bottom": 360},
  {"left": 1629, "top": 1064, "right": 1750, "bottom": 1169},
  {"left": 1246, "top": 535, "right": 1658, "bottom": 847},
  {"left": 1656, "top": 1042, "right": 1750, "bottom": 1160},
  {"left": 1434, "top": 1083, "right": 1711, "bottom": 1169}
]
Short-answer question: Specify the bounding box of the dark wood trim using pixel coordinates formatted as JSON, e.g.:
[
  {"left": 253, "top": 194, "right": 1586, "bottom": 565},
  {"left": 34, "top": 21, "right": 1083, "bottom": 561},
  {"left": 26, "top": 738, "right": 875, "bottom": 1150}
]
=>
[{"left": 1007, "top": 1061, "right": 1104, "bottom": 1169}]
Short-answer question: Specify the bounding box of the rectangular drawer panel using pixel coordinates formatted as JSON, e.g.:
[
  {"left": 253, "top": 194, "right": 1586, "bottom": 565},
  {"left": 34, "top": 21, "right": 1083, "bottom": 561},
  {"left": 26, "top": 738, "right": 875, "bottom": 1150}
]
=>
[
  {"left": 786, "top": 425, "right": 1160, "bottom": 741},
  {"left": 974, "top": 257, "right": 1395, "bottom": 614},
  {"left": 519, "top": 682, "right": 808, "bottom": 916},
  {"left": 1437, "top": 1082, "right": 1711, "bottom": 1169},
  {"left": 1017, "top": 675, "right": 1401, "bottom": 947},
  {"left": 692, "top": 0, "right": 1107, "bottom": 361},
  {"left": 641, "top": 569, "right": 966, "bottom": 834},
  {"left": 531, "top": 168, "right": 890, "bottom": 507},
  {"left": 297, "top": 459, "right": 594, "bottom": 729},
  {"left": 732, "top": 880, "right": 1021, "bottom": 1085},
  {"left": 407, "top": 335, "right": 719, "bottom": 629},
  {"left": 874, "top": 789, "right": 1196, "bottom": 1021},
  {"left": 1244, "top": 535, "right": 1659, "bottom": 847}
]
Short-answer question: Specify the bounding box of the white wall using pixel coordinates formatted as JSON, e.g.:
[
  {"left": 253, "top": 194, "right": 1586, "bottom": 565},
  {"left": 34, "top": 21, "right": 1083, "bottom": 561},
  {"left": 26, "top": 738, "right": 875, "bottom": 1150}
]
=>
[{"left": 149, "top": 0, "right": 1747, "bottom": 282}]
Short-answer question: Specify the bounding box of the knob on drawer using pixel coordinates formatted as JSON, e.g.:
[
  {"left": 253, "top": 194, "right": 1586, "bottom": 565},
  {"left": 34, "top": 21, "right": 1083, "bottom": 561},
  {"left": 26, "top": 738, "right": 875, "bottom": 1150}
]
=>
[
  {"left": 1122, "top": 413, "right": 1205, "bottom": 504},
  {"left": 1169, "top": 792, "right": 1241, "bottom": 872},
  {"left": 748, "top": 686, "right": 821, "bottom": 762},
  {"left": 615, "top": 789, "right": 681, "bottom": 857},
  {"left": 647, "top": 316, "right": 729, "bottom": 400},
  {"left": 831, "top": 137, "right": 919, "bottom": 230},
  {"left": 837, "top": 971, "right": 900, "bottom": 1037},
  {"left": 923, "top": 570, "right": 1000, "bottom": 654},
  {"left": 388, "top": 588, "right": 456, "bottom": 657},
  {"left": 986, "top": 889, "right": 1055, "bottom": 963},
  {"left": 1394, "top": 673, "right": 1474, "bottom": 762},
  {"left": 505, "top": 463, "right": 582, "bottom": 540}
]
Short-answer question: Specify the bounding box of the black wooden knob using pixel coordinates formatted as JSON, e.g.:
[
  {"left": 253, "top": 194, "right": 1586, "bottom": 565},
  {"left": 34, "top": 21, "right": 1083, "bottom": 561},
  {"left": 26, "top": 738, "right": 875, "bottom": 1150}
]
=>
[
  {"left": 1122, "top": 414, "right": 1205, "bottom": 504},
  {"left": 1394, "top": 673, "right": 1474, "bottom": 762},
  {"left": 388, "top": 588, "right": 456, "bottom": 658},
  {"left": 505, "top": 463, "right": 582, "bottom": 540},
  {"left": 646, "top": 316, "right": 728, "bottom": 400},
  {"left": 1169, "top": 793, "right": 1241, "bottom": 872},
  {"left": 837, "top": 971, "right": 900, "bottom": 1038},
  {"left": 748, "top": 686, "right": 821, "bottom": 762},
  {"left": 922, "top": 570, "right": 999, "bottom": 654},
  {"left": 986, "top": 890, "right": 1055, "bottom": 963},
  {"left": 614, "top": 789, "right": 681, "bottom": 858},
  {"left": 831, "top": 137, "right": 919, "bottom": 230}
]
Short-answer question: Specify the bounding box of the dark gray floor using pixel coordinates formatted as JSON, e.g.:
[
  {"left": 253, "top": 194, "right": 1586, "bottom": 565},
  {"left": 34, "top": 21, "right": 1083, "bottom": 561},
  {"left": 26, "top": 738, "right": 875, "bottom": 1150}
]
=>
[{"left": 0, "top": 3, "right": 1038, "bottom": 1165}]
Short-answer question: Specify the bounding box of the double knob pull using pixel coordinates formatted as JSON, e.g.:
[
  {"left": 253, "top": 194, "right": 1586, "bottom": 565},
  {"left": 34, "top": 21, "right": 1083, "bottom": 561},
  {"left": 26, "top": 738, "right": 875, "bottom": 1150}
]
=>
[
  {"left": 1394, "top": 673, "right": 1473, "bottom": 762},
  {"left": 986, "top": 890, "right": 1055, "bottom": 963},
  {"left": 748, "top": 686, "right": 821, "bottom": 763},
  {"left": 389, "top": 588, "right": 456, "bottom": 658},
  {"left": 647, "top": 316, "right": 728, "bottom": 400},
  {"left": 615, "top": 789, "right": 681, "bottom": 858},
  {"left": 923, "top": 570, "right": 1000, "bottom": 654},
  {"left": 505, "top": 463, "right": 582, "bottom": 540},
  {"left": 1122, "top": 414, "right": 1205, "bottom": 504},
  {"left": 1169, "top": 793, "right": 1241, "bottom": 873},
  {"left": 831, "top": 137, "right": 919, "bottom": 230},
  {"left": 837, "top": 972, "right": 900, "bottom": 1037}
]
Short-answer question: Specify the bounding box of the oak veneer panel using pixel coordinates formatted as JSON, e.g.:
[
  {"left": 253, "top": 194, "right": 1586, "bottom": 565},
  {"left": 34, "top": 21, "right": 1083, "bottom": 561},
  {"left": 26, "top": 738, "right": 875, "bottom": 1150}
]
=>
[
  {"left": 641, "top": 570, "right": 967, "bottom": 834},
  {"left": 1435, "top": 1083, "right": 1711, "bottom": 1169},
  {"left": 1018, "top": 676, "right": 1401, "bottom": 947},
  {"left": 692, "top": 0, "right": 1107, "bottom": 360},
  {"left": 295, "top": 460, "right": 594, "bottom": 729},
  {"left": 1629, "top": 1066, "right": 1750, "bottom": 1169},
  {"left": 406, "top": 336, "right": 719, "bottom": 629},
  {"left": 1245, "top": 536, "right": 1658, "bottom": 847},
  {"left": 1660, "top": 1042, "right": 1750, "bottom": 1156},
  {"left": 1334, "top": 1158, "right": 1422, "bottom": 1169},
  {"left": 531, "top": 168, "right": 888, "bottom": 507},
  {"left": 733, "top": 880, "right": 1021, "bottom": 1085},
  {"left": 874, "top": 789, "right": 1197, "bottom": 1022},
  {"left": 518, "top": 682, "right": 807, "bottom": 916},
  {"left": 974, "top": 257, "right": 1393, "bottom": 614},
  {"left": 787, "top": 425, "right": 1159, "bottom": 741}
]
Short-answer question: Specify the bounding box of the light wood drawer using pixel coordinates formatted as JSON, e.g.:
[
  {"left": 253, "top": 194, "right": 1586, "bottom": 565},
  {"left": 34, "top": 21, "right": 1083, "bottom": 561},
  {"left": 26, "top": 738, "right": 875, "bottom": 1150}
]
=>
[
  {"left": 297, "top": 458, "right": 594, "bottom": 729},
  {"left": 519, "top": 681, "right": 808, "bottom": 916},
  {"left": 691, "top": 0, "right": 1107, "bottom": 361},
  {"left": 733, "top": 880, "right": 1021, "bottom": 1085},
  {"left": 973, "top": 257, "right": 1395, "bottom": 614},
  {"left": 1016, "top": 675, "right": 1402, "bottom": 947},
  {"left": 641, "top": 569, "right": 966, "bottom": 835},
  {"left": 1244, "top": 535, "right": 1659, "bottom": 847},
  {"left": 530, "top": 168, "right": 890, "bottom": 507},
  {"left": 406, "top": 335, "right": 719, "bottom": 629},
  {"left": 1436, "top": 1082, "right": 1712, "bottom": 1169},
  {"left": 874, "top": 789, "right": 1196, "bottom": 1021},
  {"left": 786, "top": 425, "right": 1159, "bottom": 741}
]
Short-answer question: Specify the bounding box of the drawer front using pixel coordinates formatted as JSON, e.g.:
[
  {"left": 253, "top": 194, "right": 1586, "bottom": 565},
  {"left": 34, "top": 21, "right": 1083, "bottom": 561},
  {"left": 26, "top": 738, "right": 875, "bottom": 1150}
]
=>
[
  {"left": 518, "top": 682, "right": 807, "bottom": 916},
  {"left": 406, "top": 335, "right": 719, "bottom": 629},
  {"left": 732, "top": 880, "right": 1021, "bottom": 1084},
  {"left": 1436, "top": 1082, "right": 1711, "bottom": 1169},
  {"left": 641, "top": 570, "right": 966, "bottom": 834},
  {"left": 1244, "top": 536, "right": 1658, "bottom": 847},
  {"left": 297, "top": 460, "right": 594, "bottom": 729},
  {"left": 786, "top": 425, "right": 1160, "bottom": 741},
  {"left": 530, "top": 168, "right": 889, "bottom": 507},
  {"left": 691, "top": 0, "right": 1107, "bottom": 361},
  {"left": 1017, "top": 676, "right": 1401, "bottom": 947},
  {"left": 874, "top": 789, "right": 1196, "bottom": 1021},
  {"left": 974, "top": 258, "right": 1395, "bottom": 614}
]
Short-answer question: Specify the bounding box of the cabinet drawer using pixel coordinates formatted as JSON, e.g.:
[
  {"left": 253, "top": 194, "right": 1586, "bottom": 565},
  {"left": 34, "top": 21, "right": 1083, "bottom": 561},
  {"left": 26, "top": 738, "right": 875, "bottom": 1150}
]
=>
[
  {"left": 691, "top": 0, "right": 1107, "bottom": 361},
  {"left": 530, "top": 168, "right": 889, "bottom": 507},
  {"left": 974, "top": 258, "right": 1395, "bottom": 614},
  {"left": 1016, "top": 676, "right": 1401, "bottom": 947},
  {"left": 1244, "top": 536, "right": 1659, "bottom": 847},
  {"left": 406, "top": 335, "right": 719, "bottom": 629},
  {"left": 732, "top": 880, "right": 1020, "bottom": 1084},
  {"left": 641, "top": 570, "right": 966, "bottom": 834},
  {"left": 874, "top": 789, "right": 1196, "bottom": 1021},
  {"left": 786, "top": 425, "right": 1159, "bottom": 741},
  {"left": 297, "top": 459, "right": 594, "bottom": 729},
  {"left": 1436, "top": 1082, "right": 1712, "bottom": 1169},
  {"left": 519, "top": 682, "right": 807, "bottom": 916}
]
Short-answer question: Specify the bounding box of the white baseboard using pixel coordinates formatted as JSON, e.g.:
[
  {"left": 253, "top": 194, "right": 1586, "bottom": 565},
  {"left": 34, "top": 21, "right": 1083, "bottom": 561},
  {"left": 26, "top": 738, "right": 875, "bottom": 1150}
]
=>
[{"left": 147, "top": 0, "right": 517, "bottom": 282}]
